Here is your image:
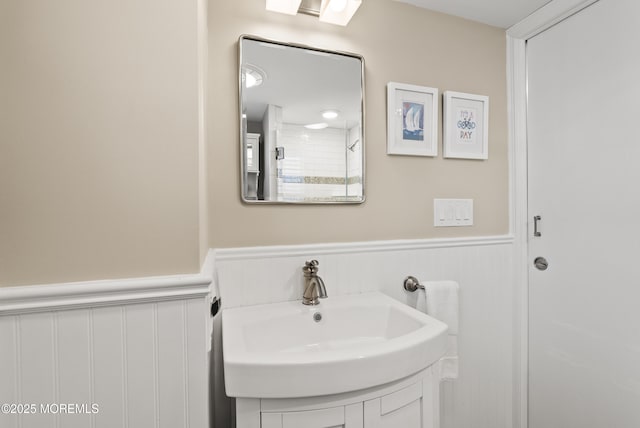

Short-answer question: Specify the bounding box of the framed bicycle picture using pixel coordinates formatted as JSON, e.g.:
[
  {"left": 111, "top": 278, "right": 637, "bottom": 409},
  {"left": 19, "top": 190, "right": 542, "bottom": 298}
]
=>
[
  {"left": 443, "top": 91, "right": 489, "bottom": 159},
  {"left": 387, "top": 82, "right": 439, "bottom": 156}
]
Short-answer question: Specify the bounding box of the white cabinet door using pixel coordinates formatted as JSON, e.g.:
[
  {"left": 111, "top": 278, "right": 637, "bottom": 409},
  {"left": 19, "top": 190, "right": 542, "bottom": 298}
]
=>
[
  {"left": 364, "top": 377, "right": 438, "bottom": 428},
  {"left": 262, "top": 403, "right": 363, "bottom": 428}
]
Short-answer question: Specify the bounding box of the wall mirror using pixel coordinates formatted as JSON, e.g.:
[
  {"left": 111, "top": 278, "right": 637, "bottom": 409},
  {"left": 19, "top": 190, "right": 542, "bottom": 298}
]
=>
[{"left": 239, "top": 35, "right": 365, "bottom": 204}]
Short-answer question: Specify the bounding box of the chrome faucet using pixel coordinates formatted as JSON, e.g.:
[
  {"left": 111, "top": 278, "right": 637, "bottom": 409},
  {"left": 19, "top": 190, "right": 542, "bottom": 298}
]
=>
[{"left": 302, "top": 260, "right": 327, "bottom": 305}]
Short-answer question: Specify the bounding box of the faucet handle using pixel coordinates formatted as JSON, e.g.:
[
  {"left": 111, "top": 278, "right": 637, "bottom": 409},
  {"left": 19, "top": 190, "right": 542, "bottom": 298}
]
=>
[{"left": 303, "top": 260, "right": 319, "bottom": 275}]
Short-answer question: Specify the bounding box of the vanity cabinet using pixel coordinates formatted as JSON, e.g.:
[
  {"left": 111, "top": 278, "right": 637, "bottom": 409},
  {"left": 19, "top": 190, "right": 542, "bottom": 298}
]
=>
[
  {"left": 235, "top": 366, "right": 439, "bottom": 428},
  {"left": 363, "top": 379, "right": 436, "bottom": 428},
  {"left": 261, "top": 403, "right": 363, "bottom": 428}
]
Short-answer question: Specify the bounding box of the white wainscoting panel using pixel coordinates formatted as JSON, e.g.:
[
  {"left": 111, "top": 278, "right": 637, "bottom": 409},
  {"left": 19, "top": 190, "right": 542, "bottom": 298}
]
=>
[
  {"left": 1, "top": 240, "right": 515, "bottom": 428},
  {"left": 214, "top": 237, "right": 515, "bottom": 428},
  {"left": 0, "top": 299, "right": 209, "bottom": 428}
]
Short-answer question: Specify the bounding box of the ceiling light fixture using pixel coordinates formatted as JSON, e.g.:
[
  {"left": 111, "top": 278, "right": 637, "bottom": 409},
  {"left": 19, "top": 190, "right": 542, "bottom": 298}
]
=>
[
  {"left": 265, "top": 0, "right": 362, "bottom": 26},
  {"left": 322, "top": 110, "right": 340, "bottom": 119},
  {"left": 328, "top": 0, "right": 347, "bottom": 12},
  {"left": 305, "top": 122, "right": 329, "bottom": 130},
  {"left": 319, "top": 0, "right": 362, "bottom": 25},
  {"left": 242, "top": 64, "right": 266, "bottom": 88},
  {"left": 265, "top": 0, "right": 302, "bottom": 15}
]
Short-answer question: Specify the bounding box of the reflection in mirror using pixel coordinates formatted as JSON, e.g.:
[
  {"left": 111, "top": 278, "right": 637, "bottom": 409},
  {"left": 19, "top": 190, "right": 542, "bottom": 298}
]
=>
[{"left": 239, "top": 36, "right": 365, "bottom": 203}]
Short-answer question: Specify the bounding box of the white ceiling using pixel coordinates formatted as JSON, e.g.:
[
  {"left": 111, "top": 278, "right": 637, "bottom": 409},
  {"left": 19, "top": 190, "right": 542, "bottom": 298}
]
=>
[{"left": 393, "top": 0, "right": 552, "bottom": 28}]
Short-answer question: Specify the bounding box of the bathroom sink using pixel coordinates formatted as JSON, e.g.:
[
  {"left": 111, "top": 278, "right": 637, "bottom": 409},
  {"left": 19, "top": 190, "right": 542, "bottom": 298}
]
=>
[{"left": 222, "top": 291, "right": 448, "bottom": 398}]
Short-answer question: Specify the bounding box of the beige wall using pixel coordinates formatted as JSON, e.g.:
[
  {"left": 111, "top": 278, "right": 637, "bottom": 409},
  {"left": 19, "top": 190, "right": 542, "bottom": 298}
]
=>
[
  {"left": 0, "top": 0, "right": 508, "bottom": 287},
  {"left": 0, "top": 0, "right": 204, "bottom": 287},
  {"left": 209, "top": 0, "right": 509, "bottom": 248}
]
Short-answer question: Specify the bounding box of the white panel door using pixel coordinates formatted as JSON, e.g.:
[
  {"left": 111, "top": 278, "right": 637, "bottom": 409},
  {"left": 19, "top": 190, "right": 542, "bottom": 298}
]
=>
[{"left": 527, "top": 0, "right": 640, "bottom": 427}]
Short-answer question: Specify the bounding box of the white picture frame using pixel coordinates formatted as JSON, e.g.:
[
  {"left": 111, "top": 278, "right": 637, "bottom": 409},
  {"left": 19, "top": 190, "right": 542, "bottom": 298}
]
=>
[
  {"left": 443, "top": 91, "right": 489, "bottom": 160},
  {"left": 386, "top": 82, "right": 439, "bottom": 157}
]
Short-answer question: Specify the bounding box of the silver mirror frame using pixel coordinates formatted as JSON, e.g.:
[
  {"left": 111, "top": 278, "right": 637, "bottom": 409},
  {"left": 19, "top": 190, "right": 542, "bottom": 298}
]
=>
[{"left": 238, "top": 35, "right": 366, "bottom": 204}]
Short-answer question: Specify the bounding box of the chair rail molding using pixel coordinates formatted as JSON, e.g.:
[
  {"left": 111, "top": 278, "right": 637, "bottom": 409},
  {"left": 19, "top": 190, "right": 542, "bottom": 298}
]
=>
[
  {"left": 214, "top": 235, "right": 514, "bottom": 261},
  {"left": 0, "top": 251, "right": 215, "bottom": 315}
]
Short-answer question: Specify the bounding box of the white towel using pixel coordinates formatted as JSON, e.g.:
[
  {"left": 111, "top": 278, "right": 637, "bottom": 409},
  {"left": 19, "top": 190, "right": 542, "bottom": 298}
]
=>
[{"left": 421, "top": 280, "right": 459, "bottom": 380}]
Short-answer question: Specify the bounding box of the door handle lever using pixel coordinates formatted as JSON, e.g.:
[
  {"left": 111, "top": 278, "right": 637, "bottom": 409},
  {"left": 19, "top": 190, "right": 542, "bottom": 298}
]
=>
[{"left": 534, "top": 215, "right": 542, "bottom": 237}]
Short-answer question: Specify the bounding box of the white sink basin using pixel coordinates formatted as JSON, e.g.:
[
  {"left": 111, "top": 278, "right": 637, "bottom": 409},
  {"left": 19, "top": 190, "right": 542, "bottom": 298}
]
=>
[{"left": 222, "top": 291, "right": 448, "bottom": 398}]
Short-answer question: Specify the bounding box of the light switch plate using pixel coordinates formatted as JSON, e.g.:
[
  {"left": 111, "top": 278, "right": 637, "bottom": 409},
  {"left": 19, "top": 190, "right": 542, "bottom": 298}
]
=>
[{"left": 434, "top": 199, "right": 473, "bottom": 227}]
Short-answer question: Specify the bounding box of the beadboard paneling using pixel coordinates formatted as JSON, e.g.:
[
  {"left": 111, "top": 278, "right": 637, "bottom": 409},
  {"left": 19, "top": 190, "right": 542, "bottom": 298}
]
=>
[
  {"left": 1, "top": 238, "right": 515, "bottom": 428},
  {"left": 214, "top": 237, "right": 514, "bottom": 428},
  {"left": 93, "top": 306, "right": 126, "bottom": 428},
  {"left": 0, "top": 299, "right": 208, "bottom": 428},
  {"left": 0, "top": 318, "right": 18, "bottom": 428},
  {"left": 19, "top": 312, "right": 57, "bottom": 428},
  {"left": 57, "top": 309, "right": 92, "bottom": 428}
]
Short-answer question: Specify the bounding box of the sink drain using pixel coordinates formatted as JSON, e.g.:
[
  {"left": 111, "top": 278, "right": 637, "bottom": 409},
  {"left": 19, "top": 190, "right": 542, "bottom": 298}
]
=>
[{"left": 313, "top": 312, "right": 322, "bottom": 322}]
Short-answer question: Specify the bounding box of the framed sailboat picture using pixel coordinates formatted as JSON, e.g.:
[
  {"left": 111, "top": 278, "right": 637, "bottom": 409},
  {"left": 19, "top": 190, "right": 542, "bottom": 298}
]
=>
[
  {"left": 387, "top": 82, "right": 439, "bottom": 156},
  {"left": 443, "top": 91, "right": 489, "bottom": 159}
]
